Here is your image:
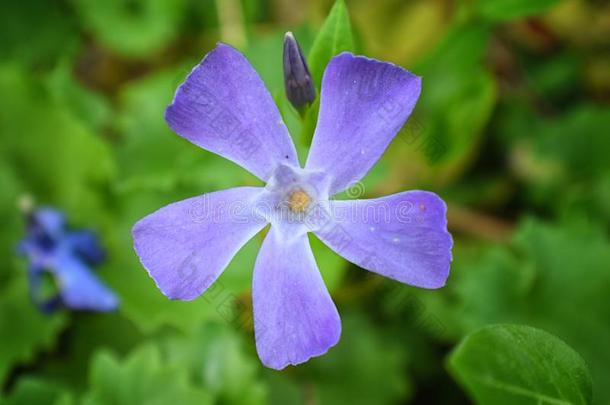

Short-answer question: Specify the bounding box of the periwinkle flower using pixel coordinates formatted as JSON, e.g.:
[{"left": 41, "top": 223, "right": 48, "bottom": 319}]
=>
[
  {"left": 132, "top": 43, "right": 453, "bottom": 369},
  {"left": 18, "top": 207, "right": 119, "bottom": 313}
]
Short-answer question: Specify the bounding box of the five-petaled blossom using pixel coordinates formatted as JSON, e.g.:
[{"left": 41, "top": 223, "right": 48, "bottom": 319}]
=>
[
  {"left": 18, "top": 207, "right": 119, "bottom": 313},
  {"left": 132, "top": 43, "right": 453, "bottom": 369}
]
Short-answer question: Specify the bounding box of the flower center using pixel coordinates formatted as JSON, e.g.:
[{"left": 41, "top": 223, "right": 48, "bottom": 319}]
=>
[{"left": 287, "top": 189, "right": 311, "bottom": 213}]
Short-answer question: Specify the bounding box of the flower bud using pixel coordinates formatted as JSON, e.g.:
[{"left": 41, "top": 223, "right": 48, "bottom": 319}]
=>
[{"left": 283, "top": 32, "right": 316, "bottom": 111}]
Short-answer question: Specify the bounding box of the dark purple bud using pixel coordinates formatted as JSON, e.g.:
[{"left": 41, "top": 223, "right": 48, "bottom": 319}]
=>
[{"left": 283, "top": 32, "right": 316, "bottom": 111}]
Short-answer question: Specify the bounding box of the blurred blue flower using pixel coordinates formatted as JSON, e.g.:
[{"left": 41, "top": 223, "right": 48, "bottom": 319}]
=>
[{"left": 18, "top": 207, "right": 119, "bottom": 313}]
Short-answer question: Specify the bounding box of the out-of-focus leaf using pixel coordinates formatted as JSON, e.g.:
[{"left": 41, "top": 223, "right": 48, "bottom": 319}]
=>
[
  {"left": 533, "top": 105, "right": 610, "bottom": 179},
  {"left": 474, "top": 0, "right": 561, "bottom": 21},
  {"left": 308, "top": 0, "right": 355, "bottom": 89},
  {"left": 426, "top": 218, "right": 610, "bottom": 404},
  {"left": 349, "top": 0, "right": 450, "bottom": 64},
  {"left": 82, "top": 344, "right": 212, "bottom": 405},
  {"left": 0, "top": 159, "right": 23, "bottom": 282},
  {"left": 414, "top": 23, "right": 497, "bottom": 173},
  {"left": 0, "top": 0, "right": 78, "bottom": 66},
  {"left": 309, "top": 234, "right": 347, "bottom": 293},
  {"left": 164, "top": 323, "right": 267, "bottom": 405},
  {"left": 0, "top": 64, "right": 115, "bottom": 223},
  {"left": 449, "top": 324, "right": 592, "bottom": 405},
  {"left": 70, "top": 0, "right": 186, "bottom": 58},
  {"left": 45, "top": 58, "right": 112, "bottom": 132},
  {"left": 0, "top": 377, "right": 73, "bottom": 405},
  {"left": 300, "top": 312, "right": 411, "bottom": 405},
  {"left": 0, "top": 277, "right": 67, "bottom": 385},
  {"left": 500, "top": 103, "right": 610, "bottom": 216},
  {"left": 526, "top": 51, "right": 581, "bottom": 102}
]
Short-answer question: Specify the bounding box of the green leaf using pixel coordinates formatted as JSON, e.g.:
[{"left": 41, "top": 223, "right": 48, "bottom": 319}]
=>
[
  {"left": 0, "top": 377, "right": 73, "bottom": 405},
  {"left": 426, "top": 218, "right": 610, "bottom": 403},
  {"left": 448, "top": 324, "right": 592, "bottom": 405},
  {"left": 164, "top": 323, "right": 267, "bottom": 405},
  {"left": 0, "top": 276, "right": 67, "bottom": 385},
  {"left": 70, "top": 0, "right": 186, "bottom": 58},
  {"left": 474, "top": 0, "right": 561, "bottom": 21},
  {"left": 300, "top": 312, "right": 411, "bottom": 405},
  {"left": 309, "top": 234, "right": 347, "bottom": 293},
  {"left": 413, "top": 23, "right": 497, "bottom": 171},
  {"left": 83, "top": 344, "right": 212, "bottom": 405},
  {"left": 0, "top": 0, "right": 78, "bottom": 66},
  {"left": 0, "top": 64, "right": 115, "bottom": 223},
  {"left": 45, "top": 58, "right": 112, "bottom": 132},
  {"left": 308, "top": 0, "right": 355, "bottom": 89}
]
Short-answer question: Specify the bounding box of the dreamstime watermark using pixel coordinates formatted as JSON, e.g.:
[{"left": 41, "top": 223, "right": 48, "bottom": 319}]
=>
[{"left": 186, "top": 194, "right": 425, "bottom": 227}]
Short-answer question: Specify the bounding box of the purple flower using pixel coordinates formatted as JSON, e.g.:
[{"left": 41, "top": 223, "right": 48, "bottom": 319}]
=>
[
  {"left": 132, "top": 44, "right": 453, "bottom": 369},
  {"left": 18, "top": 207, "right": 119, "bottom": 313}
]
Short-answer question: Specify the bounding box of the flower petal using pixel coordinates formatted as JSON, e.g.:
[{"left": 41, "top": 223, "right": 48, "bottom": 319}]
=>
[
  {"left": 66, "top": 230, "right": 106, "bottom": 265},
  {"left": 305, "top": 53, "right": 421, "bottom": 195},
  {"left": 53, "top": 253, "right": 119, "bottom": 311},
  {"left": 253, "top": 228, "right": 341, "bottom": 370},
  {"left": 132, "top": 187, "right": 267, "bottom": 300},
  {"left": 315, "top": 191, "right": 452, "bottom": 288},
  {"left": 165, "top": 43, "right": 299, "bottom": 181}
]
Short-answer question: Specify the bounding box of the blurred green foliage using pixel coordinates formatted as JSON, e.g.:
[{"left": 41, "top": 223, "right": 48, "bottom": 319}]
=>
[{"left": 1, "top": 0, "right": 609, "bottom": 404}]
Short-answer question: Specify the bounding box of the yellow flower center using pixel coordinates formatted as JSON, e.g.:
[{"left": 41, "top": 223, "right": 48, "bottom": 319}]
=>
[{"left": 287, "top": 189, "right": 311, "bottom": 213}]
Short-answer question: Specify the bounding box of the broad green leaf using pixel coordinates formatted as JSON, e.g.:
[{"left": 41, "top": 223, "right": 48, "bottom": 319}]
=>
[
  {"left": 0, "top": 377, "right": 73, "bottom": 405},
  {"left": 308, "top": 0, "right": 355, "bottom": 89},
  {"left": 474, "top": 0, "right": 561, "bottom": 21},
  {"left": 83, "top": 344, "right": 212, "bottom": 405},
  {"left": 449, "top": 324, "right": 592, "bottom": 405},
  {"left": 0, "top": 277, "right": 67, "bottom": 385}
]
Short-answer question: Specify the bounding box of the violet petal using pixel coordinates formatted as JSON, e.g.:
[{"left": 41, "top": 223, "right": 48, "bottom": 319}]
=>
[
  {"left": 165, "top": 43, "right": 298, "bottom": 181},
  {"left": 132, "top": 187, "right": 267, "bottom": 300},
  {"left": 253, "top": 228, "right": 341, "bottom": 370},
  {"left": 306, "top": 52, "right": 421, "bottom": 195},
  {"left": 315, "top": 191, "right": 453, "bottom": 288},
  {"left": 54, "top": 252, "right": 119, "bottom": 311}
]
